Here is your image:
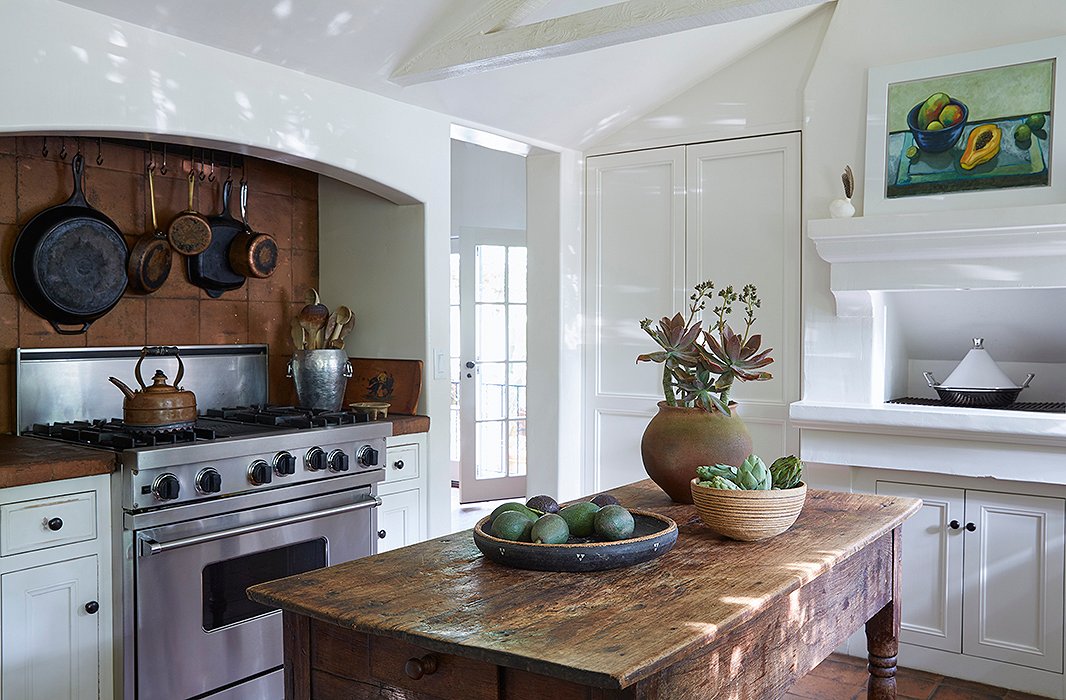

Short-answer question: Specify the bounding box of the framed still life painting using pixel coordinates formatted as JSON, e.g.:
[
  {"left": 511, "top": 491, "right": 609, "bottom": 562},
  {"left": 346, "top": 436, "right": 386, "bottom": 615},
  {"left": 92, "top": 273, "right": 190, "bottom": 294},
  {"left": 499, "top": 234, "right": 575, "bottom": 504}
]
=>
[{"left": 864, "top": 36, "right": 1065, "bottom": 215}]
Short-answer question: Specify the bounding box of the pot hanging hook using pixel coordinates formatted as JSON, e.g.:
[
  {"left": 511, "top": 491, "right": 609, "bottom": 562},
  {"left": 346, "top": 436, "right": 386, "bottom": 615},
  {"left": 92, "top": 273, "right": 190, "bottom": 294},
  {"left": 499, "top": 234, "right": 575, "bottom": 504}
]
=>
[
  {"left": 96, "top": 138, "right": 104, "bottom": 166},
  {"left": 160, "top": 144, "right": 168, "bottom": 175}
]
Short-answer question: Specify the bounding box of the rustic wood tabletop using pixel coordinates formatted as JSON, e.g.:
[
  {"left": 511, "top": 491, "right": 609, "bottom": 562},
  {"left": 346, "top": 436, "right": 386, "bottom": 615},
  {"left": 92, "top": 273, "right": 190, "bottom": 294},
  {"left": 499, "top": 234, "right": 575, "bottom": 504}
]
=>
[{"left": 249, "top": 480, "right": 921, "bottom": 692}]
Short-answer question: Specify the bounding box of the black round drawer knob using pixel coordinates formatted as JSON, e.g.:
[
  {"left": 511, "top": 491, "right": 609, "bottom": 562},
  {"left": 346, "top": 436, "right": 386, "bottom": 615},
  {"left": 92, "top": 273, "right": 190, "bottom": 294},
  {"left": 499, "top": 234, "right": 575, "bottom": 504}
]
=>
[
  {"left": 377, "top": 529, "right": 387, "bottom": 539},
  {"left": 404, "top": 654, "right": 438, "bottom": 680},
  {"left": 84, "top": 601, "right": 99, "bottom": 615},
  {"left": 965, "top": 522, "right": 977, "bottom": 532},
  {"left": 47, "top": 517, "right": 64, "bottom": 531},
  {"left": 949, "top": 520, "right": 961, "bottom": 530},
  {"left": 394, "top": 460, "right": 405, "bottom": 470}
]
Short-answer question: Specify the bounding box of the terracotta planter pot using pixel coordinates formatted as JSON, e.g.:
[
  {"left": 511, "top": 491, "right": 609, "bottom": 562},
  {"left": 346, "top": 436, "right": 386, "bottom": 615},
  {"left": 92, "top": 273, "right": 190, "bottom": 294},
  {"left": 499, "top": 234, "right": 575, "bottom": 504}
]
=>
[{"left": 640, "top": 401, "right": 753, "bottom": 504}]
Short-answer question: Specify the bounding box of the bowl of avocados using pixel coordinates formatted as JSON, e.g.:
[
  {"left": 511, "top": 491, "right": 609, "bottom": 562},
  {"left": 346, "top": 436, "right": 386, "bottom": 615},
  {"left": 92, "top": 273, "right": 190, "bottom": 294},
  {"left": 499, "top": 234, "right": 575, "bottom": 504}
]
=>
[{"left": 472, "top": 495, "right": 678, "bottom": 572}]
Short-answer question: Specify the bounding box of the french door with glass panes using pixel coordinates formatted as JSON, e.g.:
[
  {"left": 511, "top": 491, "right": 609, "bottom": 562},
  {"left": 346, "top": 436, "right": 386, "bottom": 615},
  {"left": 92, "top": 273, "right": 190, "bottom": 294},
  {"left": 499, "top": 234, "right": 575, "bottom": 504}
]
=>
[{"left": 457, "top": 227, "right": 527, "bottom": 503}]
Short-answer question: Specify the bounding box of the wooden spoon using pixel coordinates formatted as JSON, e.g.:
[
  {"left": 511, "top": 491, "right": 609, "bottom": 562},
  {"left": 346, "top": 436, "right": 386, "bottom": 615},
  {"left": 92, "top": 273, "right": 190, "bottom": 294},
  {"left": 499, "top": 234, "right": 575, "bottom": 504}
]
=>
[
  {"left": 298, "top": 303, "right": 328, "bottom": 350},
  {"left": 336, "top": 308, "right": 355, "bottom": 342},
  {"left": 290, "top": 317, "right": 306, "bottom": 350},
  {"left": 323, "top": 310, "right": 340, "bottom": 346},
  {"left": 329, "top": 306, "right": 352, "bottom": 343}
]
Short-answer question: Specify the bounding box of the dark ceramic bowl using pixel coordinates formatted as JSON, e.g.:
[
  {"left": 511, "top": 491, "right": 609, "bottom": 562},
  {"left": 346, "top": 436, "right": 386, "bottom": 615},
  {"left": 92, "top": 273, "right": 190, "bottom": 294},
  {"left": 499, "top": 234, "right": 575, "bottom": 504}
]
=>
[
  {"left": 472, "top": 509, "right": 678, "bottom": 572},
  {"left": 907, "top": 99, "right": 968, "bottom": 153}
]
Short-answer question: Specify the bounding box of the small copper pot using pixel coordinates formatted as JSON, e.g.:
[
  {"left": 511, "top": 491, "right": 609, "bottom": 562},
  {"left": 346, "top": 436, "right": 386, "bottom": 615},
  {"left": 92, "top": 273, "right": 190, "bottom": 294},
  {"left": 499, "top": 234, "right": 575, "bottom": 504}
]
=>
[{"left": 109, "top": 346, "right": 197, "bottom": 432}]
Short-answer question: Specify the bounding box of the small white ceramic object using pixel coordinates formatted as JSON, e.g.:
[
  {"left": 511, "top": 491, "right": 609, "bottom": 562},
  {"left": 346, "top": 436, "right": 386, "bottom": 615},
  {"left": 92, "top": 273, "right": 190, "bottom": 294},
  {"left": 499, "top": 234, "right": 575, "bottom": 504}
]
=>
[{"left": 829, "top": 197, "right": 855, "bottom": 218}]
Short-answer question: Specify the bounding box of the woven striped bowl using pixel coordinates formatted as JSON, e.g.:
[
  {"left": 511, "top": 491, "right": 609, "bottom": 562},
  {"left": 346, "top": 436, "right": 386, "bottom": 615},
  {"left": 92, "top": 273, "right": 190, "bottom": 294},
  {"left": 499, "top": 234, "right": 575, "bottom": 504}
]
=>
[{"left": 690, "top": 478, "right": 807, "bottom": 541}]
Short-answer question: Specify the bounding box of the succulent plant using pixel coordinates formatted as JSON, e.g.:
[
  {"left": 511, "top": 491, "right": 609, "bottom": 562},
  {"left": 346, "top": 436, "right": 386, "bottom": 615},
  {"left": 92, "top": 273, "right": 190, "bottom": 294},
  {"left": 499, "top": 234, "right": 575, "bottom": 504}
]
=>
[
  {"left": 694, "top": 454, "right": 772, "bottom": 490},
  {"left": 696, "top": 464, "right": 738, "bottom": 482},
  {"left": 638, "top": 281, "right": 773, "bottom": 415},
  {"left": 769, "top": 455, "right": 804, "bottom": 490},
  {"left": 733, "top": 454, "right": 771, "bottom": 490},
  {"left": 698, "top": 475, "right": 740, "bottom": 490}
]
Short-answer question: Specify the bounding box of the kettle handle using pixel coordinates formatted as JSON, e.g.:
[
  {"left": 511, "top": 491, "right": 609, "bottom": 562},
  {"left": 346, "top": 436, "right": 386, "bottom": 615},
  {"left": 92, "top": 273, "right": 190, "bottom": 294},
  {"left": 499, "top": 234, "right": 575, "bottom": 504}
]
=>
[{"left": 134, "top": 346, "right": 185, "bottom": 389}]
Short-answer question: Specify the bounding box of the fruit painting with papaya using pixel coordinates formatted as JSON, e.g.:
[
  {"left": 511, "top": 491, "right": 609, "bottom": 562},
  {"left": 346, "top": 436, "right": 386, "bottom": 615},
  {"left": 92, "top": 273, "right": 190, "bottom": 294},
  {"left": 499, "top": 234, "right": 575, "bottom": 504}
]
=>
[{"left": 881, "top": 54, "right": 1052, "bottom": 199}]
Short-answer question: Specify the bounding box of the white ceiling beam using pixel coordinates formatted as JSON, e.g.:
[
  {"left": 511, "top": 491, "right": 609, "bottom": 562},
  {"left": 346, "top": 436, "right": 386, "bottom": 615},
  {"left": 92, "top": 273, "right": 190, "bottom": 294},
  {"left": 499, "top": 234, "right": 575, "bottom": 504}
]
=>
[{"left": 392, "top": 0, "right": 832, "bottom": 85}]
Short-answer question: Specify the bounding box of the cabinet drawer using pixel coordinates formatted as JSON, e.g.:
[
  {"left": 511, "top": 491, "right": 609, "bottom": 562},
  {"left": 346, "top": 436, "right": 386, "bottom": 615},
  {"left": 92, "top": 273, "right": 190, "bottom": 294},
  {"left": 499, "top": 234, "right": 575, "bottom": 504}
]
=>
[
  {"left": 384, "top": 443, "right": 420, "bottom": 484},
  {"left": 369, "top": 635, "right": 498, "bottom": 700},
  {"left": 0, "top": 491, "right": 97, "bottom": 557}
]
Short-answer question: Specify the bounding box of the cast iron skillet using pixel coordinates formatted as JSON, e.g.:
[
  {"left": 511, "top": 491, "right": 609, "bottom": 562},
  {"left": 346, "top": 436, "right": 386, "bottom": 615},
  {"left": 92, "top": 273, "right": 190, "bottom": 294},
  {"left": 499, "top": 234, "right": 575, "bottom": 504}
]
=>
[
  {"left": 186, "top": 178, "right": 246, "bottom": 298},
  {"left": 12, "top": 153, "right": 128, "bottom": 334}
]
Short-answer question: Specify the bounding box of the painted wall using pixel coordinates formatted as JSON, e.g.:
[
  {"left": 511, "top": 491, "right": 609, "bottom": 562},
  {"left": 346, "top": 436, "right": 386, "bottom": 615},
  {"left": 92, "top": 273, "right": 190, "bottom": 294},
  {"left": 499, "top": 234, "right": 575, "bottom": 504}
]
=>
[
  {"left": 451, "top": 141, "right": 527, "bottom": 235},
  {"left": 587, "top": 4, "right": 832, "bottom": 154},
  {"left": 0, "top": 0, "right": 454, "bottom": 535}
]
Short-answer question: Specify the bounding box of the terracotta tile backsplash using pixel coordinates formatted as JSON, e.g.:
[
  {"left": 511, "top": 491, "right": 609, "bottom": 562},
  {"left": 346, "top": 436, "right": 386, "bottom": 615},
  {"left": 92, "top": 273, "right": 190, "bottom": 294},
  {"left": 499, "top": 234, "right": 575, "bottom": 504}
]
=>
[{"left": 0, "top": 136, "right": 318, "bottom": 431}]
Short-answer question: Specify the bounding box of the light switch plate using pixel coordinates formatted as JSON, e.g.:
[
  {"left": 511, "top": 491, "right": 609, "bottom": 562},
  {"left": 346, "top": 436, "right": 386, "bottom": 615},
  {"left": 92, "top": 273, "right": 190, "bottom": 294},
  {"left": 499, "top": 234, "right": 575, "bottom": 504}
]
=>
[{"left": 433, "top": 349, "right": 447, "bottom": 379}]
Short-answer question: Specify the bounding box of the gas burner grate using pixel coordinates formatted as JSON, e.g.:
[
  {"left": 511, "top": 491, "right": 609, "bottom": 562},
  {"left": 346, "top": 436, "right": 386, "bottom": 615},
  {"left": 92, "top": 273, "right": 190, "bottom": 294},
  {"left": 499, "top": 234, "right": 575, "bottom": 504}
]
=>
[
  {"left": 205, "top": 405, "right": 371, "bottom": 429},
  {"left": 29, "top": 420, "right": 222, "bottom": 451},
  {"left": 887, "top": 397, "right": 1066, "bottom": 413}
]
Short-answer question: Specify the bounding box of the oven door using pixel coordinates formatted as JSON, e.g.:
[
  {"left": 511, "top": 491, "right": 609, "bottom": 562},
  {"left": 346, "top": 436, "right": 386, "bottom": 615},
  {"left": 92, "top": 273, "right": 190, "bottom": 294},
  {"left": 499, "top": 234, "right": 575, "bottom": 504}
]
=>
[{"left": 133, "top": 488, "right": 377, "bottom": 700}]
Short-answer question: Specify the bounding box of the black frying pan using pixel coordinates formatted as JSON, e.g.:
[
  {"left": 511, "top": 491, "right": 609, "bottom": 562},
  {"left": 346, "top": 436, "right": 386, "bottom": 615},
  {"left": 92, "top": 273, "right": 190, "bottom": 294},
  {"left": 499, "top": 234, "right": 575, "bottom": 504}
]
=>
[
  {"left": 186, "top": 178, "right": 246, "bottom": 298},
  {"left": 12, "top": 153, "right": 129, "bottom": 334}
]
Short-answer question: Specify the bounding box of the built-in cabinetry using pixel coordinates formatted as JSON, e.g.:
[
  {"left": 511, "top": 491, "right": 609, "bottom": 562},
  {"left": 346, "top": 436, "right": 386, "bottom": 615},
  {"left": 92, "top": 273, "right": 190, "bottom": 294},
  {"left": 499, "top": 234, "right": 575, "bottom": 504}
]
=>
[
  {"left": 377, "top": 433, "right": 428, "bottom": 553},
  {"left": 849, "top": 470, "right": 1066, "bottom": 697},
  {"left": 0, "top": 474, "right": 113, "bottom": 700},
  {"left": 584, "top": 133, "right": 800, "bottom": 493}
]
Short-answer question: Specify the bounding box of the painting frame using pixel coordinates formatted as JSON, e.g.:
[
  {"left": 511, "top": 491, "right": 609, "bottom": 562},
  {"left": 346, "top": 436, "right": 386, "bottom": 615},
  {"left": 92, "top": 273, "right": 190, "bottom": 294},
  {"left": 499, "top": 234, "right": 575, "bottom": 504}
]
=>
[{"left": 863, "top": 36, "right": 1065, "bottom": 216}]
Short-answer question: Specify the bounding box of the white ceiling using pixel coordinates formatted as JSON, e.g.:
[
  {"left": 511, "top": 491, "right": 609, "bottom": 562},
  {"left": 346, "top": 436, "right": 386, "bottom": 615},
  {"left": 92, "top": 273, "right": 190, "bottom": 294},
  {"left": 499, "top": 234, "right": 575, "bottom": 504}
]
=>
[{"left": 57, "top": 0, "right": 824, "bottom": 150}]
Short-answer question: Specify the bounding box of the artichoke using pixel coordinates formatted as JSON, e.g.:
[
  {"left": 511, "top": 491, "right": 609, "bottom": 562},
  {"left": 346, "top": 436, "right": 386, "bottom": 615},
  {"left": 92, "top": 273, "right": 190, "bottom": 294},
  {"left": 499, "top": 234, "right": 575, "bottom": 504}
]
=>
[
  {"left": 696, "top": 464, "right": 737, "bottom": 482},
  {"left": 734, "top": 454, "right": 771, "bottom": 490},
  {"left": 770, "top": 455, "right": 804, "bottom": 489},
  {"left": 698, "top": 475, "right": 740, "bottom": 490}
]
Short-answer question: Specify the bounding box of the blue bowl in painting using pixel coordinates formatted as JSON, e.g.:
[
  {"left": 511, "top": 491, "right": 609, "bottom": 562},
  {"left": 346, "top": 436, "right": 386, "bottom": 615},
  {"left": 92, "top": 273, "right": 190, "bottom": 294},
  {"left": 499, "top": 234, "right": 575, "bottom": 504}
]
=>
[{"left": 907, "top": 99, "right": 968, "bottom": 153}]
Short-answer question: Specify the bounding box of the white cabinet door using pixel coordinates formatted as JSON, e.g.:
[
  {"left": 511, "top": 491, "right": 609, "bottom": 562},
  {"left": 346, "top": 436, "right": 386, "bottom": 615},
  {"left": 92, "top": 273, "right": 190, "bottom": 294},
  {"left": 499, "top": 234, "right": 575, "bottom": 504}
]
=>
[
  {"left": 584, "top": 147, "right": 686, "bottom": 493},
  {"left": 876, "top": 481, "right": 964, "bottom": 652},
  {"left": 377, "top": 489, "right": 422, "bottom": 554},
  {"left": 686, "top": 134, "right": 801, "bottom": 460},
  {"left": 2, "top": 554, "right": 100, "bottom": 700},
  {"left": 962, "top": 491, "right": 1065, "bottom": 672}
]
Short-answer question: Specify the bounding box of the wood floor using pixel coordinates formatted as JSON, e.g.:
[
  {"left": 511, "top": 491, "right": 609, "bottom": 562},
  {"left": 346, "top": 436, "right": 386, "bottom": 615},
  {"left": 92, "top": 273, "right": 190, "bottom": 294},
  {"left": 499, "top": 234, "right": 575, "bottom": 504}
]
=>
[{"left": 789, "top": 654, "right": 1047, "bottom": 699}]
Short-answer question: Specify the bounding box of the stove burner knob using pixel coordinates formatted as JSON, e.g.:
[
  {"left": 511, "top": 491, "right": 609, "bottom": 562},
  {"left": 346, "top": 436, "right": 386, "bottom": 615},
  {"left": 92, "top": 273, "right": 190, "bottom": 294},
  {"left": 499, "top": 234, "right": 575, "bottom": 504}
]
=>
[
  {"left": 196, "top": 468, "right": 223, "bottom": 494},
  {"left": 152, "top": 473, "right": 181, "bottom": 501},
  {"left": 306, "top": 447, "right": 328, "bottom": 471},
  {"left": 327, "top": 449, "right": 350, "bottom": 472},
  {"left": 357, "top": 445, "right": 380, "bottom": 468},
  {"left": 273, "top": 451, "right": 297, "bottom": 476},
  {"left": 248, "top": 460, "right": 273, "bottom": 486}
]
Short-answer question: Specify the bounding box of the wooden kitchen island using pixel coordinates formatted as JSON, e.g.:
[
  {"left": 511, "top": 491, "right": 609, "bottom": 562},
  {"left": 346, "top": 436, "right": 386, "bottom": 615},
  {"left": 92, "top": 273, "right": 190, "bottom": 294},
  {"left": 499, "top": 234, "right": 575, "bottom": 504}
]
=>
[{"left": 248, "top": 480, "right": 920, "bottom": 700}]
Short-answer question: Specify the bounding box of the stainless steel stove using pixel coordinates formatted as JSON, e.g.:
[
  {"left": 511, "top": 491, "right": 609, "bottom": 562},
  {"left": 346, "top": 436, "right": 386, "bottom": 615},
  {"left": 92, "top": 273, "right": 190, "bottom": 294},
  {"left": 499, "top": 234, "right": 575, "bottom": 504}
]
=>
[{"left": 17, "top": 345, "right": 391, "bottom": 700}]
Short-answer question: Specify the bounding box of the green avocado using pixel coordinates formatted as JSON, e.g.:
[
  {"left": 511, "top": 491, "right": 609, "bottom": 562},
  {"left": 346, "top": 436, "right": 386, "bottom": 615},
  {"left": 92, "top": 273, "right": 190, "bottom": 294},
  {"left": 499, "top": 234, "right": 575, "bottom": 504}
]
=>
[
  {"left": 488, "top": 502, "right": 540, "bottom": 524},
  {"left": 559, "top": 501, "right": 600, "bottom": 537},
  {"left": 531, "top": 513, "right": 570, "bottom": 544},
  {"left": 491, "top": 510, "right": 534, "bottom": 542},
  {"left": 594, "top": 505, "right": 636, "bottom": 541}
]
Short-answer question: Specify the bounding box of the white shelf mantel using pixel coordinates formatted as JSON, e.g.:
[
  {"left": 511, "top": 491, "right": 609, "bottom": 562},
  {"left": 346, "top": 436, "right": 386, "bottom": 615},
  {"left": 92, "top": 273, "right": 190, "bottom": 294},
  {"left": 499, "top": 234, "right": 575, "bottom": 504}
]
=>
[
  {"left": 791, "top": 400, "right": 1066, "bottom": 485},
  {"left": 808, "top": 203, "right": 1066, "bottom": 315}
]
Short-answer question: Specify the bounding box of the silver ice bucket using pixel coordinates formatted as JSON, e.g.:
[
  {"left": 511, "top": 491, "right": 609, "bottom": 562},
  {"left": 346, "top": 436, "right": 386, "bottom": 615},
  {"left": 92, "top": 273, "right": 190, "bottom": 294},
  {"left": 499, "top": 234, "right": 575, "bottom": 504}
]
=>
[{"left": 287, "top": 349, "right": 353, "bottom": 411}]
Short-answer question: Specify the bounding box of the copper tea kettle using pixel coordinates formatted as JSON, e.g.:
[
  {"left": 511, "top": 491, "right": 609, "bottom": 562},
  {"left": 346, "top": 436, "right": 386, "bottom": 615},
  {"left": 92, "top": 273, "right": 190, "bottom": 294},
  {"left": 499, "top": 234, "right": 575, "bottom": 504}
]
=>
[{"left": 109, "top": 346, "right": 197, "bottom": 432}]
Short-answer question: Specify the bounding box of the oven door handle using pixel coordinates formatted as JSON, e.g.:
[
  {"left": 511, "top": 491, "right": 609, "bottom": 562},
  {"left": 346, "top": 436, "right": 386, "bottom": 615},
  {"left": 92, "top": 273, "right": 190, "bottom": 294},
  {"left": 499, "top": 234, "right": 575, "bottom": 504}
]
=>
[{"left": 137, "top": 496, "right": 381, "bottom": 557}]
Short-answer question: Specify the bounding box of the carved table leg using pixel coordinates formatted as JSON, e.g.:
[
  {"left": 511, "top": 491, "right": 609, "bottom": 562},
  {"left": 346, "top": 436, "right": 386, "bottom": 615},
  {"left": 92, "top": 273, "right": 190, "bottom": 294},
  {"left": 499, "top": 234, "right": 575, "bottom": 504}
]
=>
[
  {"left": 866, "top": 526, "right": 902, "bottom": 700},
  {"left": 865, "top": 602, "right": 898, "bottom": 699}
]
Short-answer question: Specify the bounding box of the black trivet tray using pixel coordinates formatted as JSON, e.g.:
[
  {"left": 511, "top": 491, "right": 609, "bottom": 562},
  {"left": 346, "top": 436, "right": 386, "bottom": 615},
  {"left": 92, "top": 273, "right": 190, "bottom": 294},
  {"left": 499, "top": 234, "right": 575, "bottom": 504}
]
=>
[{"left": 888, "top": 397, "right": 1066, "bottom": 413}]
